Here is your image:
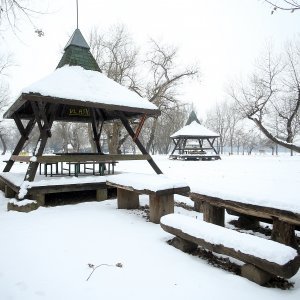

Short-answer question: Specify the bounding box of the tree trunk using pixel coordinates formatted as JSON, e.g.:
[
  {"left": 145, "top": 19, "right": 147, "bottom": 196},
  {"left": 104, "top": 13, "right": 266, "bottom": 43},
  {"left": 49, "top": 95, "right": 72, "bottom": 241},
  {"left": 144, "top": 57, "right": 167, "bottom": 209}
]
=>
[
  {"left": 146, "top": 118, "right": 158, "bottom": 153},
  {"left": 0, "top": 134, "right": 7, "bottom": 155},
  {"left": 251, "top": 117, "right": 300, "bottom": 153}
]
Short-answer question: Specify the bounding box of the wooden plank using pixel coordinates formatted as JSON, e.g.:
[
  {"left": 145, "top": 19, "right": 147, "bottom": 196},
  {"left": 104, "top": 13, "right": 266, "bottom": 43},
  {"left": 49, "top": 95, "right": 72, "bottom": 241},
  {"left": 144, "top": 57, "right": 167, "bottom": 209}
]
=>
[
  {"left": 190, "top": 192, "right": 300, "bottom": 226},
  {"left": 161, "top": 221, "right": 300, "bottom": 279},
  {"left": 28, "top": 181, "right": 107, "bottom": 194},
  {"left": 11, "top": 154, "right": 151, "bottom": 163}
]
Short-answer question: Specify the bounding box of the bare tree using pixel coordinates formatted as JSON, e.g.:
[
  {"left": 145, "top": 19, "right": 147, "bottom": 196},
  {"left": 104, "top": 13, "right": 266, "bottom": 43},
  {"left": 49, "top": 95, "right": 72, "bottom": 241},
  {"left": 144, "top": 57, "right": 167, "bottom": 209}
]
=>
[
  {"left": 89, "top": 25, "right": 140, "bottom": 154},
  {"left": 205, "top": 101, "right": 230, "bottom": 154},
  {"left": 89, "top": 25, "right": 199, "bottom": 154},
  {"left": 0, "top": 54, "right": 13, "bottom": 154},
  {"left": 264, "top": 0, "right": 300, "bottom": 13},
  {"left": 144, "top": 39, "right": 199, "bottom": 152},
  {"left": 0, "top": 0, "right": 45, "bottom": 36},
  {"left": 229, "top": 42, "right": 300, "bottom": 153}
]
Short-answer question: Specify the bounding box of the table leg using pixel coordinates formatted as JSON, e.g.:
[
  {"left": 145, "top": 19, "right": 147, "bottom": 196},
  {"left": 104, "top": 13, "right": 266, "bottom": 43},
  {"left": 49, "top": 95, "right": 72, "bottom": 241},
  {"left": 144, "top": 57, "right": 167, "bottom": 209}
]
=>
[
  {"left": 271, "top": 217, "right": 298, "bottom": 249},
  {"left": 202, "top": 202, "right": 225, "bottom": 227}
]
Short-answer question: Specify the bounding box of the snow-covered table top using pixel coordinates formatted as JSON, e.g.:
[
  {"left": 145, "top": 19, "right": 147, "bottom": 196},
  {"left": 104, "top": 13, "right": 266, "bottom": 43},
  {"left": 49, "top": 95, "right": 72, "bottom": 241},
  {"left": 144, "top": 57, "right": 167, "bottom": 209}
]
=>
[{"left": 106, "top": 173, "right": 189, "bottom": 194}]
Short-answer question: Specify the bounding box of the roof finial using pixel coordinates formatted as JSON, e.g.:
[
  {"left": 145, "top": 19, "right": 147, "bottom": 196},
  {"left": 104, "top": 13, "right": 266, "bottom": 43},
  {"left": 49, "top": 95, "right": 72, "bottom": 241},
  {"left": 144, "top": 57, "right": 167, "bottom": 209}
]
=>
[{"left": 76, "top": 0, "right": 79, "bottom": 29}]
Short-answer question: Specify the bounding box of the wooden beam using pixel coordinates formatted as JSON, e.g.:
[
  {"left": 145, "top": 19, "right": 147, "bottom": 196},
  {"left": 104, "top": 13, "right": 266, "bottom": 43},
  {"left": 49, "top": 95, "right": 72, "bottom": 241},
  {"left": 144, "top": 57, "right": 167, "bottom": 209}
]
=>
[
  {"left": 13, "top": 114, "right": 26, "bottom": 137},
  {"left": 206, "top": 138, "right": 219, "bottom": 155},
  {"left": 3, "top": 118, "right": 36, "bottom": 172},
  {"left": 11, "top": 154, "right": 151, "bottom": 163},
  {"left": 23, "top": 103, "right": 57, "bottom": 183},
  {"left": 118, "top": 112, "right": 163, "bottom": 174}
]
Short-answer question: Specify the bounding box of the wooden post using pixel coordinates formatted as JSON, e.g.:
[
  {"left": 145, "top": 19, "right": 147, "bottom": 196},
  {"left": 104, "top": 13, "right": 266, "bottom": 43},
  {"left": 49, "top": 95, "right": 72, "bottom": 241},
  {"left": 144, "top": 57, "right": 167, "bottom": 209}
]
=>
[
  {"left": 3, "top": 118, "right": 36, "bottom": 172},
  {"left": 96, "top": 189, "right": 107, "bottom": 201},
  {"left": 149, "top": 194, "right": 174, "bottom": 224},
  {"left": 170, "top": 237, "right": 198, "bottom": 253},
  {"left": 202, "top": 202, "right": 225, "bottom": 227},
  {"left": 117, "top": 188, "right": 139, "bottom": 209},
  {"left": 194, "top": 199, "right": 203, "bottom": 212},
  {"left": 271, "top": 217, "right": 298, "bottom": 249},
  {"left": 5, "top": 185, "right": 15, "bottom": 198},
  {"left": 32, "top": 193, "right": 45, "bottom": 206},
  {"left": 241, "top": 264, "right": 273, "bottom": 285},
  {"left": 119, "top": 113, "right": 163, "bottom": 175},
  {"left": 24, "top": 102, "right": 57, "bottom": 182}
]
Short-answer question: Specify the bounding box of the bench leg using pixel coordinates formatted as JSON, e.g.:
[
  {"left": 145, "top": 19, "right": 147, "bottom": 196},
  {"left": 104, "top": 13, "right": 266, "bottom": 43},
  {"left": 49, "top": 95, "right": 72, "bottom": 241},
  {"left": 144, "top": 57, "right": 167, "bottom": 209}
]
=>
[
  {"left": 203, "top": 203, "right": 225, "bottom": 227},
  {"left": 170, "top": 236, "right": 198, "bottom": 253},
  {"left": 32, "top": 193, "right": 45, "bottom": 206},
  {"left": 271, "top": 218, "right": 298, "bottom": 249},
  {"left": 241, "top": 264, "right": 273, "bottom": 285},
  {"left": 149, "top": 194, "right": 174, "bottom": 224},
  {"left": 194, "top": 199, "right": 203, "bottom": 212},
  {"left": 96, "top": 189, "right": 107, "bottom": 201},
  {"left": 117, "top": 188, "right": 139, "bottom": 209},
  {"left": 0, "top": 179, "right": 5, "bottom": 192},
  {"left": 5, "top": 185, "right": 15, "bottom": 198}
]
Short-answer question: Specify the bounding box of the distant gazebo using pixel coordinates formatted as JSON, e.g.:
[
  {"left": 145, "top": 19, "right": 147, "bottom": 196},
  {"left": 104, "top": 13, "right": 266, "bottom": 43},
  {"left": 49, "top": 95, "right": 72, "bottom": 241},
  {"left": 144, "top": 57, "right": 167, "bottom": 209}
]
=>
[{"left": 169, "top": 111, "right": 221, "bottom": 161}]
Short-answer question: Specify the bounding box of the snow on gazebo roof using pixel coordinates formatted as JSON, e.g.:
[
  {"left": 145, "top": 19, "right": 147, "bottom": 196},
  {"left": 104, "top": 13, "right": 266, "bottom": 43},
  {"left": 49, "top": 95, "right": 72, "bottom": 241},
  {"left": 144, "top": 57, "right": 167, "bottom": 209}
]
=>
[
  {"left": 4, "top": 65, "right": 159, "bottom": 119},
  {"left": 171, "top": 121, "right": 220, "bottom": 138},
  {"left": 22, "top": 65, "right": 157, "bottom": 111}
]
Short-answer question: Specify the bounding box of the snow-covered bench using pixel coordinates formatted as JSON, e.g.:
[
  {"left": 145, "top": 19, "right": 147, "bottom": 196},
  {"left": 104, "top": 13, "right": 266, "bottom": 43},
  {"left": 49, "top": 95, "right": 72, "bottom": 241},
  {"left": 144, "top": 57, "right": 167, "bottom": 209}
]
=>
[
  {"left": 106, "top": 173, "right": 190, "bottom": 223},
  {"left": 160, "top": 214, "right": 300, "bottom": 285}
]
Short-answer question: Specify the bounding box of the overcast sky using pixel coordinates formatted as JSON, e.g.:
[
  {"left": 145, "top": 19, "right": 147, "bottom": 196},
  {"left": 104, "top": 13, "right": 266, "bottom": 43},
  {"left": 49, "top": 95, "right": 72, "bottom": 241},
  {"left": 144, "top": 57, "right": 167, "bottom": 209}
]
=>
[{"left": 2, "top": 0, "right": 299, "bottom": 118}]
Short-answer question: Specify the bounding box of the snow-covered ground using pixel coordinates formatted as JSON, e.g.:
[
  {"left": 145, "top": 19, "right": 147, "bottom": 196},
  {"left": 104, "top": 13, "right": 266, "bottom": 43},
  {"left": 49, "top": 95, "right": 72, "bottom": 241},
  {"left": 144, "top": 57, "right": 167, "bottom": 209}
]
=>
[{"left": 0, "top": 154, "right": 300, "bottom": 299}]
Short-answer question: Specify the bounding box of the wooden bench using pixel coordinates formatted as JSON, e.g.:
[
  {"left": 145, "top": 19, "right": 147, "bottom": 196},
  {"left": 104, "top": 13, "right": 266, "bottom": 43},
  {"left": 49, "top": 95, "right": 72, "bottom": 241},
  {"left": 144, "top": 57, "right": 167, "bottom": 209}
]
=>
[
  {"left": 106, "top": 173, "right": 190, "bottom": 224},
  {"left": 190, "top": 192, "right": 300, "bottom": 249},
  {"left": 160, "top": 214, "right": 300, "bottom": 285}
]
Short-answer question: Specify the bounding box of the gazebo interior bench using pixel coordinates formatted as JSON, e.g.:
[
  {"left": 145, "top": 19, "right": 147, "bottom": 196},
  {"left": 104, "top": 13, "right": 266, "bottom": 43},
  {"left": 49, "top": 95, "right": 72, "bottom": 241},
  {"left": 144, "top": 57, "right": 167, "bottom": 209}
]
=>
[{"left": 160, "top": 214, "right": 300, "bottom": 285}]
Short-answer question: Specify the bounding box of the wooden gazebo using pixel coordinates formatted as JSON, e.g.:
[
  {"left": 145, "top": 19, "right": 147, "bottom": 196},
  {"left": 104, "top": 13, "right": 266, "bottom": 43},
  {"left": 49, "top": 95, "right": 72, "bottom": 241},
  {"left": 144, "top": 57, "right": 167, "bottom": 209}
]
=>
[
  {"left": 169, "top": 111, "right": 221, "bottom": 161},
  {"left": 1, "top": 28, "right": 162, "bottom": 199}
]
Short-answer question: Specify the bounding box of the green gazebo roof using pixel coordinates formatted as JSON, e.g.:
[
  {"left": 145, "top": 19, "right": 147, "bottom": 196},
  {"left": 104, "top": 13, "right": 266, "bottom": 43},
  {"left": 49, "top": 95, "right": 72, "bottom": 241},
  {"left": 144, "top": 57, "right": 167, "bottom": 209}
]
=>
[
  {"left": 56, "top": 28, "right": 101, "bottom": 72},
  {"left": 185, "top": 110, "right": 201, "bottom": 125}
]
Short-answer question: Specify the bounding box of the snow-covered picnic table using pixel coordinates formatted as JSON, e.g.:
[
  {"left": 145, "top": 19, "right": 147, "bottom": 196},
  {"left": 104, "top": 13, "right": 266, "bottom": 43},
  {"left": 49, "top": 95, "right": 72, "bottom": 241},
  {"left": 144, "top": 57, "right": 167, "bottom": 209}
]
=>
[{"left": 106, "top": 173, "right": 190, "bottom": 223}]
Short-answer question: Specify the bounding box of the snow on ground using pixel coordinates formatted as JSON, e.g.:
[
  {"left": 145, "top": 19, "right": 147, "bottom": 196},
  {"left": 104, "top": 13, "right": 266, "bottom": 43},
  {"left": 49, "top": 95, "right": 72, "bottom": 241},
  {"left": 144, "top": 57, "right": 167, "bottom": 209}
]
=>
[{"left": 0, "top": 154, "right": 300, "bottom": 300}]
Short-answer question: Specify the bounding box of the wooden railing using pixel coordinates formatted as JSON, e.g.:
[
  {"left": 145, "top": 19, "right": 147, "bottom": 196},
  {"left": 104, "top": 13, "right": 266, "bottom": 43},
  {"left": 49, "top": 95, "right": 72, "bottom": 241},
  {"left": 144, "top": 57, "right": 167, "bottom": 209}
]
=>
[{"left": 10, "top": 154, "right": 151, "bottom": 163}]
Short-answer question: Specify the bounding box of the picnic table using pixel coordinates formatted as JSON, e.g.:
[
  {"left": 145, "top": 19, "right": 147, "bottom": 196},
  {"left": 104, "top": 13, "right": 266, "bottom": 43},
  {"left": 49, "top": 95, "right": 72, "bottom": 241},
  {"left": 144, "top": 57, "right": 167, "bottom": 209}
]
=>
[
  {"left": 106, "top": 173, "right": 190, "bottom": 223},
  {"left": 190, "top": 192, "right": 300, "bottom": 249}
]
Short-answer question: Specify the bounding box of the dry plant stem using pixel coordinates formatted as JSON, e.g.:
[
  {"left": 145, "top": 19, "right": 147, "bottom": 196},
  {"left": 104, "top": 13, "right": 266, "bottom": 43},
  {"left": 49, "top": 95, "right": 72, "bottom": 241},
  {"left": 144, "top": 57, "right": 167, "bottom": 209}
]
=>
[{"left": 86, "top": 264, "right": 115, "bottom": 281}]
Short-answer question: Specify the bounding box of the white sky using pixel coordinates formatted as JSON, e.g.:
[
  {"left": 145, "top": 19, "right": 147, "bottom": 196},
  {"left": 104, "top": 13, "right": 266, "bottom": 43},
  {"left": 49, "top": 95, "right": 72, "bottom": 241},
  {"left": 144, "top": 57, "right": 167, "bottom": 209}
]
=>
[{"left": 2, "top": 0, "right": 299, "bottom": 118}]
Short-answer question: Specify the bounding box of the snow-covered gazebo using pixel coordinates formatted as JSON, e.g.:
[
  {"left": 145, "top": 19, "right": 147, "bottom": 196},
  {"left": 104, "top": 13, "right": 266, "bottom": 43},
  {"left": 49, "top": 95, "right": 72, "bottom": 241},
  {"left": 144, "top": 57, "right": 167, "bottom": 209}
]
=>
[
  {"left": 169, "top": 111, "right": 221, "bottom": 161},
  {"left": 2, "top": 28, "right": 162, "bottom": 185}
]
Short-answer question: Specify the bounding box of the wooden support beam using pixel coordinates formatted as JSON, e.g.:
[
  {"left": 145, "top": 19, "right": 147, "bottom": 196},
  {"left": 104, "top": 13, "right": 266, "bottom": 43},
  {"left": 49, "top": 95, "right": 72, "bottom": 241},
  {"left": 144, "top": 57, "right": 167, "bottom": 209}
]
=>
[
  {"left": 133, "top": 114, "right": 146, "bottom": 142},
  {"left": 3, "top": 118, "right": 36, "bottom": 172},
  {"left": 23, "top": 103, "right": 57, "bottom": 183},
  {"left": 206, "top": 138, "right": 219, "bottom": 155},
  {"left": 170, "top": 138, "right": 180, "bottom": 155},
  {"left": 91, "top": 108, "right": 103, "bottom": 154},
  {"left": 13, "top": 114, "right": 26, "bottom": 137},
  {"left": 119, "top": 112, "right": 163, "bottom": 174}
]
